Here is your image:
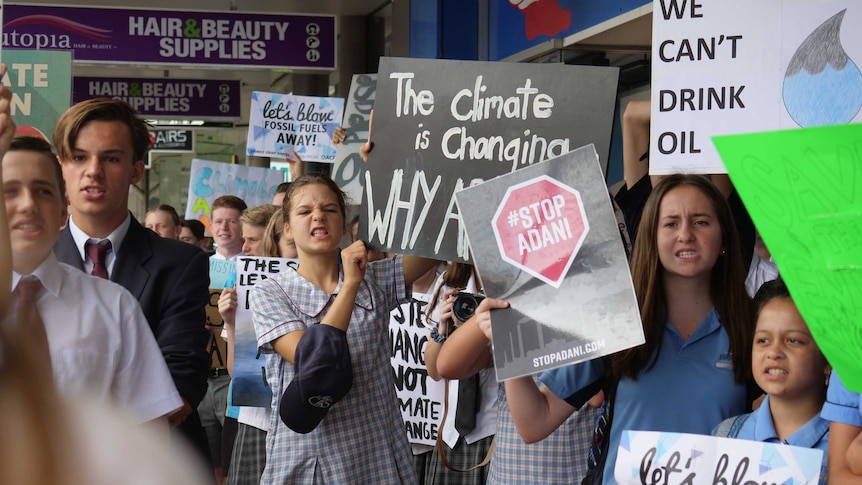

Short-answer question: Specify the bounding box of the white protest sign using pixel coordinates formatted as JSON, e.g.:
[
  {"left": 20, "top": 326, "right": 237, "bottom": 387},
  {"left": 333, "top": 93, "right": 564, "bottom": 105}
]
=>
[
  {"left": 246, "top": 91, "right": 344, "bottom": 162},
  {"left": 651, "top": 0, "right": 862, "bottom": 174},
  {"left": 615, "top": 430, "right": 823, "bottom": 485},
  {"left": 389, "top": 291, "right": 445, "bottom": 447},
  {"left": 232, "top": 256, "right": 299, "bottom": 407},
  {"left": 185, "top": 158, "right": 285, "bottom": 236}
]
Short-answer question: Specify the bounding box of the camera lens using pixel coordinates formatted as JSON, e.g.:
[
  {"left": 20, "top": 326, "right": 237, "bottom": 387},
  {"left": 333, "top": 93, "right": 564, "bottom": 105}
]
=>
[{"left": 453, "top": 293, "right": 484, "bottom": 322}]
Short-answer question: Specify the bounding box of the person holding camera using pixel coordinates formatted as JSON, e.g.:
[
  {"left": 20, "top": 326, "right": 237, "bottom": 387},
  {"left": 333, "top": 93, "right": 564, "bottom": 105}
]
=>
[
  {"left": 423, "top": 262, "right": 497, "bottom": 485},
  {"left": 427, "top": 263, "right": 600, "bottom": 484}
]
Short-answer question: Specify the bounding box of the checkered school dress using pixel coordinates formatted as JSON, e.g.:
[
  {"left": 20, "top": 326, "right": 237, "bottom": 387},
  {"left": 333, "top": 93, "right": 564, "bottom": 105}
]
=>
[
  {"left": 252, "top": 256, "right": 418, "bottom": 484},
  {"left": 487, "top": 382, "right": 599, "bottom": 484}
]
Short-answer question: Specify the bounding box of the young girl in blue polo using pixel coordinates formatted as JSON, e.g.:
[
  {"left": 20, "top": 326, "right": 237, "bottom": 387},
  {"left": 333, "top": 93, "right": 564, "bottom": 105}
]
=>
[
  {"left": 499, "top": 174, "right": 756, "bottom": 484},
  {"left": 713, "top": 279, "right": 830, "bottom": 484},
  {"left": 250, "top": 174, "right": 437, "bottom": 484}
]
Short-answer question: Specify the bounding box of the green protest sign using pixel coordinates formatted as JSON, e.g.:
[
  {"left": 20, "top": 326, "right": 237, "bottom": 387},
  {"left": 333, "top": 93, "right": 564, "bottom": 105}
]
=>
[
  {"left": 714, "top": 124, "right": 862, "bottom": 391},
  {"left": 3, "top": 49, "right": 73, "bottom": 141}
]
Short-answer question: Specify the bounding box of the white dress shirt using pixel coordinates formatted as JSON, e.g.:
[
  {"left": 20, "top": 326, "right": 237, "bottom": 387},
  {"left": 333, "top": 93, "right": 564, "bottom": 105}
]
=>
[
  {"left": 67, "top": 214, "right": 132, "bottom": 277},
  {"left": 6, "top": 252, "right": 182, "bottom": 423}
]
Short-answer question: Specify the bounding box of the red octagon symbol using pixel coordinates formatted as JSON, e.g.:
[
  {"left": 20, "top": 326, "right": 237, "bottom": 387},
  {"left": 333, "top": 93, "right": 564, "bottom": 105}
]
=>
[{"left": 492, "top": 175, "right": 589, "bottom": 288}]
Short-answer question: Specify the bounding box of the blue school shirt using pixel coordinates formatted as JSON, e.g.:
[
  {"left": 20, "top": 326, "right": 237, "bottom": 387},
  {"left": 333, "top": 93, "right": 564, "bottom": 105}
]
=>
[
  {"left": 822, "top": 371, "right": 862, "bottom": 427},
  {"left": 540, "top": 308, "right": 748, "bottom": 484},
  {"left": 725, "top": 395, "right": 829, "bottom": 484}
]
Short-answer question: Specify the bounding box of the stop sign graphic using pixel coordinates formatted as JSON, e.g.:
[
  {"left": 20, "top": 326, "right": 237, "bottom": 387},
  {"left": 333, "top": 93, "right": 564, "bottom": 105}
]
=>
[{"left": 492, "top": 175, "right": 589, "bottom": 288}]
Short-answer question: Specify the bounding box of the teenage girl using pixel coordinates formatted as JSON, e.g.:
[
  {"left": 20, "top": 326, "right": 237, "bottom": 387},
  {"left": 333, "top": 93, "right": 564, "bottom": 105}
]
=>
[
  {"left": 250, "top": 174, "right": 438, "bottom": 484},
  {"left": 500, "top": 174, "right": 755, "bottom": 483}
]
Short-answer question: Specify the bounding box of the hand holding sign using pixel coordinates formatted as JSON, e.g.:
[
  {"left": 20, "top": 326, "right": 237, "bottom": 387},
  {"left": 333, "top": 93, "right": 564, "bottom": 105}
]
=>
[
  {"left": 474, "top": 297, "right": 510, "bottom": 341},
  {"left": 360, "top": 109, "right": 374, "bottom": 163}
]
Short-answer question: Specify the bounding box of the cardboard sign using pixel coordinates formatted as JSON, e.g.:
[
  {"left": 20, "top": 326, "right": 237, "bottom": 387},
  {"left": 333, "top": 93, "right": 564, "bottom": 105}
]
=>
[
  {"left": 184, "top": 159, "right": 285, "bottom": 235},
  {"left": 650, "top": 0, "right": 862, "bottom": 174},
  {"left": 714, "top": 123, "right": 862, "bottom": 391},
  {"left": 232, "top": 256, "right": 299, "bottom": 407},
  {"left": 615, "top": 431, "right": 823, "bottom": 485},
  {"left": 455, "top": 145, "right": 643, "bottom": 380},
  {"left": 389, "top": 291, "right": 445, "bottom": 447},
  {"left": 3, "top": 49, "right": 72, "bottom": 141},
  {"left": 361, "top": 57, "right": 619, "bottom": 263},
  {"left": 246, "top": 91, "right": 344, "bottom": 162},
  {"left": 206, "top": 288, "right": 228, "bottom": 369},
  {"left": 333, "top": 73, "right": 377, "bottom": 205}
]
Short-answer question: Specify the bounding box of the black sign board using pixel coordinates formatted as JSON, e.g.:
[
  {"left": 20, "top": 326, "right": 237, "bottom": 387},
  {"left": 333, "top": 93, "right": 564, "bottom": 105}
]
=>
[
  {"left": 151, "top": 128, "right": 195, "bottom": 151},
  {"left": 360, "top": 57, "right": 619, "bottom": 262}
]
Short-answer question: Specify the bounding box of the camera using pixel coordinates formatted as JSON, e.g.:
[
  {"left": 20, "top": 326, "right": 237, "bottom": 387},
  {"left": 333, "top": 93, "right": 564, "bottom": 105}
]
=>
[{"left": 452, "top": 292, "right": 485, "bottom": 322}]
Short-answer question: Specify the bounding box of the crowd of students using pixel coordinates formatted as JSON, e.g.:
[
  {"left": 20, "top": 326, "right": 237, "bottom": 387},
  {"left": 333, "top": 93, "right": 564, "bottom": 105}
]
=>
[{"left": 0, "top": 74, "right": 859, "bottom": 485}]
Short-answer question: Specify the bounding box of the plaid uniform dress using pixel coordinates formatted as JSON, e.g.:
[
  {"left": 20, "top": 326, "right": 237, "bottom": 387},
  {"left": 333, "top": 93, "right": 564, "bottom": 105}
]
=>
[
  {"left": 487, "top": 382, "right": 599, "bottom": 485},
  {"left": 252, "top": 256, "right": 418, "bottom": 484}
]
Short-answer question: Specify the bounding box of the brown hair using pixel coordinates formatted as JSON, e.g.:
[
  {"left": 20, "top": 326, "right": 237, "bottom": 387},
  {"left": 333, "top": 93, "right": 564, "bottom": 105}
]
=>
[
  {"left": 261, "top": 208, "right": 286, "bottom": 258},
  {"left": 240, "top": 204, "right": 277, "bottom": 228},
  {"left": 212, "top": 195, "right": 248, "bottom": 213},
  {"left": 611, "top": 174, "right": 754, "bottom": 383},
  {"left": 274, "top": 182, "right": 291, "bottom": 195},
  {"left": 179, "top": 219, "right": 206, "bottom": 241},
  {"left": 53, "top": 98, "right": 152, "bottom": 163},
  {"left": 426, "top": 262, "right": 475, "bottom": 322},
  {"left": 145, "top": 204, "right": 180, "bottom": 227},
  {"left": 8, "top": 136, "right": 65, "bottom": 198},
  {"left": 281, "top": 174, "right": 348, "bottom": 231}
]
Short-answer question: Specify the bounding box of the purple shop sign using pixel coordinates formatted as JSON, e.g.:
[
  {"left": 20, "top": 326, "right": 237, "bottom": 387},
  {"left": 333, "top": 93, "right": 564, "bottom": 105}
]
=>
[
  {"left": 4, "top": 4, "right": 336, "bottom": 70},
  {"left": 73, "top": 77, "right": 242, "bottom": 119}
]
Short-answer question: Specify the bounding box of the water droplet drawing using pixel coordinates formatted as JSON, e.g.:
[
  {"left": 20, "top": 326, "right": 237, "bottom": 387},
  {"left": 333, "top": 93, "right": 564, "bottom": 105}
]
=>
[{"left": 783, "top": 9, "right": 862, "bottom": 127}]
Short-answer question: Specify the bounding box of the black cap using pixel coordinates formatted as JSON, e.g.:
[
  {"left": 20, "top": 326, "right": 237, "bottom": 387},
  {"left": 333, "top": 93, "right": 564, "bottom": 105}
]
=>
[{"left": 279, "top": 324, "right": 353, "bottom": 434}]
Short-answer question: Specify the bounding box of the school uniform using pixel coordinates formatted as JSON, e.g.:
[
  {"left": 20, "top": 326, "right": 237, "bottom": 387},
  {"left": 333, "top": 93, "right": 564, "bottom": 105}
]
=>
[
  {"left": 252, "top": 256, "right": 417, "bottom": 484},
  {"left": 540, "top": 308, "right": 748, "bottom": 484}
]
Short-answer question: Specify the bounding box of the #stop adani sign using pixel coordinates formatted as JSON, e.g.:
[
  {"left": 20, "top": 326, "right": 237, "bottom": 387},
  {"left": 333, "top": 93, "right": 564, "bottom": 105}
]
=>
[{"left": 492, "top": 175, "right": 588, "bottom": 288}]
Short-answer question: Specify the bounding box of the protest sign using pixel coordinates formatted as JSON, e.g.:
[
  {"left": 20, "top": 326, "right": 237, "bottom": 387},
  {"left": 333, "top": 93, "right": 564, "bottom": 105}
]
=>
[
  {"left": 615, "top": 431, "right": 823, "bottom": 484},
  {"left": 714, "top": 123, "right": 862, "bottom": 391},
  {"left": 333, "top": 73, "right": 377, "bottom": 205},
  {"left": 209, "top": 258, "right": 235, "bottom": 290},
  {"left": 185, "top": 158, "right": 285, "bottom": 235},
  {"left": 232, "top": 256, "right": 298, "bottom": 407},
  {"left": 390, "top": 291, "right": 445, "bottom": 447},
  {"left": 246, "top": 91, "right": 344, "bottom": 162},
  {"left": 455, "top": 145, "right": 643, "bottom": 380},
  {"left": 3, "top": 49, "right": 72, "bottom": 141},
  {"left": 651, "top": 0, "right": 862, "bottom": 174},
  {"left": 206, "top": 289, "right": 228, "bottom": 369},
  {"left": 361, "top": 57, "right": 619, "bottom": 263}
]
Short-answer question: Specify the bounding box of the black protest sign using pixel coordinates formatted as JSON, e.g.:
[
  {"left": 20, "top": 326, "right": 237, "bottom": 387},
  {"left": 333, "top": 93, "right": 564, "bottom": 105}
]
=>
[
  {"left": 333, "top": 74, "right": 376, "bottom": 206},
  {"left": 360, "top": 57, "right": 619, "bottom": 262}
]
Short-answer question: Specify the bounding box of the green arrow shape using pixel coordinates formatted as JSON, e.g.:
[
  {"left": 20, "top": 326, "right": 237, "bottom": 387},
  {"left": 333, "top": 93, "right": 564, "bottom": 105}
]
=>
[{"left": 714, "top": 123, "right": 862, "bottom": 392}]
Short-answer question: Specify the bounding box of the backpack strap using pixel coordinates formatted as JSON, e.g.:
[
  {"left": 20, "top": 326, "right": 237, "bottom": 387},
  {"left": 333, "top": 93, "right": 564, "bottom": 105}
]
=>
[{"left": 713, "top": 413, "right": 750, "bottom": 438}]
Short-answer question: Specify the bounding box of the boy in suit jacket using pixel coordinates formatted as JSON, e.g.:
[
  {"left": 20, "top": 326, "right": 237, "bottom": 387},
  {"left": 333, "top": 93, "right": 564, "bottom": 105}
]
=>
[{"left": 52, "top": 98, "right": 212, "bottom": 463}]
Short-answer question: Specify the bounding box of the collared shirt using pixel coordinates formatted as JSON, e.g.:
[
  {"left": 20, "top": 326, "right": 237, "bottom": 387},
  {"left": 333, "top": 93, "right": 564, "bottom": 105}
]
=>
[
  {"left": 722, "top": 396, "right": 829, "bottom": 484},
  {"left": 488, "top": 382, "right": 599, "bottom": 485},
  {"left": 540, "top": 308, "right": 748, "bottom": 483},
  {"left": 745, "top": 252, "right": 779, "bottom": 298},
  {"left": 822, "top": 371, "right": 862, "bottom": 427},
  {"left": 431, "top": 278, "right": 498, "bottom": 449},
  {"left": 5, "top": 253, "right": 182, "bottom": 423},
  {"left": 251, "top": 255, "right": 417, "bottom": 484},
  {"left": 211, "top": 250, "right": 244, "bottom": 262},
  {"left": 68, "top": 213, "right": 132, "bottom": 277}
]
